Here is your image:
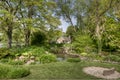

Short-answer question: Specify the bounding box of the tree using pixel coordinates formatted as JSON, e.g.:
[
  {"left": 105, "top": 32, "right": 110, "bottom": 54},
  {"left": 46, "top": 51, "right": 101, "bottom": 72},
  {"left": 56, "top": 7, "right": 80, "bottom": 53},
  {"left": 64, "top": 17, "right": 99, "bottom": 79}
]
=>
[
  {"left": 102, "top": 17, "right": 120, "bottom": 51},
  {"left": 0, "top": 0, "right": 61, "bottom": 48},
  {"left": 0, "top": 0, "right": 21, "bottom": 48},
  {"left": 17, "top": 0, "right": 60, "bottom": 46},
  {"left": 87, "top": 0, "right": 115, "bottom": 54},
  {"left": 47, "top": 28, "right": 63, "bottom": 43},
  {"left": 54, "top": 0, "right": 76, "bottom": 32}
]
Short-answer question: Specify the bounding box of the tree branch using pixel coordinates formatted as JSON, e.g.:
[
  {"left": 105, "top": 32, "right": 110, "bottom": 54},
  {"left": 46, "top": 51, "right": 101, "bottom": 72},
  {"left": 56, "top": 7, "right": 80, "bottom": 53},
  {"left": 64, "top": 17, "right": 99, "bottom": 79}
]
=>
[{"left": 99, "top": 0, "right": 113, "bottom": 17}]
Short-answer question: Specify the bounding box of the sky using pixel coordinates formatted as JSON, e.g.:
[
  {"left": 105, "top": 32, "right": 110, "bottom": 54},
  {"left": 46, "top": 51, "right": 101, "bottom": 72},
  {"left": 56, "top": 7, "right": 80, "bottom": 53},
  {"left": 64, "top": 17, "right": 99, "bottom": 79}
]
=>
[
  {"left": 59, "top": 18, "right": 76, "bottom": 32},
  {"left": 59, "top": 19, "right": 69, "bottom": 32}
]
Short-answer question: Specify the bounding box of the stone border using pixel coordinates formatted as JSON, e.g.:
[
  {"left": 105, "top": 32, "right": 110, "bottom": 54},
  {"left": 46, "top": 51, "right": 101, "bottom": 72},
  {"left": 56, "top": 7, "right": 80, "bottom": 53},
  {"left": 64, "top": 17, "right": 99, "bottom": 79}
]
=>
[{"left": 83, "top": 67, "right": 120, "bottom": 79}]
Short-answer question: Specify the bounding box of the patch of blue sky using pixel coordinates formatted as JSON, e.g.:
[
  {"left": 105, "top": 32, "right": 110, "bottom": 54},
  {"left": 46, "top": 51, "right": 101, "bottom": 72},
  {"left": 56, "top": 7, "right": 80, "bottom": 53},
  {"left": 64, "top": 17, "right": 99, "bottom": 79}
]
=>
[{"left": 59, "top": 17, "right": 76, "bottom": 32}]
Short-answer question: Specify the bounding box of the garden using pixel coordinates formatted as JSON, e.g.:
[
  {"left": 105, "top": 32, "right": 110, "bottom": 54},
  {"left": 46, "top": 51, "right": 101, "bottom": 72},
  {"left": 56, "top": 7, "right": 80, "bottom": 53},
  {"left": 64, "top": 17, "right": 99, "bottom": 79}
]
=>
[{"left": 0, "top": 0, "right": 120, "bottom": 80}]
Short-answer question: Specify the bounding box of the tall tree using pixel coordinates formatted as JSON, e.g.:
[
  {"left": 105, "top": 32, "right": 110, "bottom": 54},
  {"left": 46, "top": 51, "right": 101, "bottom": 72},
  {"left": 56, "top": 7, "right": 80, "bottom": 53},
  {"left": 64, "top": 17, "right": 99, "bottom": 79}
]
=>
[
  {"left": 54, "top": 0, "right": 90, "bottom": 33},
  {"left": 54, "top": 0, "right": 76, "bottom": 32},
  {"left": 0, "top": 0, "right": 21, "bottom": 48},
  {"left": 18, "top": 0, "right": 60, "bottom": 46},
  {"left": 88, "top": 0, "right": 115, "bottom": 54}
]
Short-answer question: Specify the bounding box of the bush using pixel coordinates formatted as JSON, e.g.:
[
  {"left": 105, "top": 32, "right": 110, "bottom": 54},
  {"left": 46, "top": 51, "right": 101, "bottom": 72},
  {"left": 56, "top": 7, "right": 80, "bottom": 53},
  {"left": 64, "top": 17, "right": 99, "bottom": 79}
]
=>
[
  {"left": 85, "top": 53, "right": 104, "bottom": 61},
  {"left": 0, "top": 48, "right": 12, "bottom": 58},
  {"left": 22, "top": 47, "right": 45, "bottom": 57},
  {"left": 8, "top": 60, "right": 25, "bottom": 65},
  {"left": 71, "top": 34, "right": 96, "bottom": 53},
  {"left": 0, "top": 64, "right": 30, "bottom": 79},
  {"left": 30, "top": 47, "right": 45, "bottom": 57},
  {"left": 67, "top": 58, "right": 81, "bottom": 63},
  {"left": 39, "top": 53, "right": 57, "bottom": 64},
  {"left": 8, "top": 67, "right": 30, "bottom": 78},
  {"left": 0, "top": 65, "right": 10, "bottom": 78},
  {"left": 80, "top": 52, "right": 88, "bottom": 56},
  {"left": 0, "top": 58, "right": 9, "bottom": 63},
  {"left": 31, "top": 31, "right": 47, "bottom": 45},
  {"left": 103, "top": 55, "right": 120, "bottom": 62}
]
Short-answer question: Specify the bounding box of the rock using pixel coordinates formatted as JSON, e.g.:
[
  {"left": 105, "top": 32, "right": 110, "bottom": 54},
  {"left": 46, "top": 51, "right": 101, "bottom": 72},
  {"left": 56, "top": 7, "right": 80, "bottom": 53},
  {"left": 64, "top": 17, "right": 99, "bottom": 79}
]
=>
[
  {"left": 103, "top": 68, "right": 115, "bottom": 76},
  {"left": 19, "top": 56, "right": 25, "bottom": 61},
  {"left": 26, "top": 60, "right": 35, "bottom": 65},
  {"left": 83, "top": 67, "right": 120, "bottom": 79}
]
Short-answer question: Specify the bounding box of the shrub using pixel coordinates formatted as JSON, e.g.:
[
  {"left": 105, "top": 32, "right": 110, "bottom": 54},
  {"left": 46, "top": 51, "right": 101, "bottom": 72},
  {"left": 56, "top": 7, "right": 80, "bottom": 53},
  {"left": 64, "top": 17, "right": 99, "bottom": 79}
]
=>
[
  {"left": 0, "top": 58, "right": 9, "bottom": 63},
  {"left": 103, "top": 55, "right": 120, "bottom": 62},
  {"left": 80, "top": 52, "right": 88, "bottom": 56},
  {"left": 0, "top": 65, "right": 10, "bottom": 78},
  {"left": 71, "top": 34, "right": 96, "bottom": 53},
  {"left": 39, "top": 53, "right": 57, "bottom": 64},
  {"left": 0, "top": 64, "right": 30, "bottom": 79},
  {"left": 85, "top": 53, "right": 104, "bottom": 61},
  {"left": 8, "top": 67, "right": 30, "bottom": 78},
  {"left": 22, "top": 47, "right": 45, "bottom": 57},
  {"left": 67, "top": 58, "right": 81, "bottom": 63},
  {"left": 30, "top": 47, "right": 45, "bottom": 57},
  {"left": 31, "top": 31, "right": 47, "bottom": 45},
  {"left": 8, "top": 60, "right": 25, "bottom": 65},
  {"left": 0, "top": 48, "right": 12, "bottom": 58}
]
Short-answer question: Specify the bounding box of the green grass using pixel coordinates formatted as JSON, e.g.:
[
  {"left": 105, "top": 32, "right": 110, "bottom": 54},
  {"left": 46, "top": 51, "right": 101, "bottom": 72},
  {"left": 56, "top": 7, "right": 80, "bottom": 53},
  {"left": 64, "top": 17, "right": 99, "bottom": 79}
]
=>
[{"left": 12, "top": 61, "right": 120, "bottom": 80}]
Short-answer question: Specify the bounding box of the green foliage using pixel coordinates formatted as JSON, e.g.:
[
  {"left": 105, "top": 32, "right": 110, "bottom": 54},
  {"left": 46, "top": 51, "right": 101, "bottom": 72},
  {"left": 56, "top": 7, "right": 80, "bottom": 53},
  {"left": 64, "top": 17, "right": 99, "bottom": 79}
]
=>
[
  {"left": 39, "top": 53, "right": 57, "bottom": 64},
  {"left": 66, "top": 26, "right": 75, "bottom": 37},
  {"left": 49, "top": 42, "right": 64, "bottom": 54},
  {"left": 31, "top": 31, "right": 47, "bottom": 45},
  {"left": 4, "top": 46, "right": 46, "bottom": 57},
  {"left": 47, "top": 29, "right": 62, "bottom": 43},
  {"left": 0, "top": 64, "right": 30, "bottom": 79},
  {"left": 103, "top": 55, "right": 120, "bottom": 62},
  {"left": 0, "top": 48, "right": 13, "bottom": 58},
  {"left": 80, "top": 52, "right": 88, "bottom": 56},
  {"left": 8, "top": 67, "right": 30, "bottom": 79},
  {"left": 0, "top": 0, "right": 60, "bottom": 48},
  {"left": 0, "top": 58, "right": 9, "bottom": 63},
  {"left": 103, "top": 17, "right": 120, "bottom": 52},
  {"left": 72, "top": 34, "right": 96, "bottom": 53},
  {"left": 0, "top": 46, "right": 46, "bottom": 63},
  {"left": 67, "top": 58, "right": 81, "bottom": 63},
  {"left": 86, "top": 54, "right": 104, "bottom": 61},
  {"left": 8, "top": 60, "right": 25, "bottom": 65},
  {"left": 22, "top": 46, "right": 46, "bottom": 57}
]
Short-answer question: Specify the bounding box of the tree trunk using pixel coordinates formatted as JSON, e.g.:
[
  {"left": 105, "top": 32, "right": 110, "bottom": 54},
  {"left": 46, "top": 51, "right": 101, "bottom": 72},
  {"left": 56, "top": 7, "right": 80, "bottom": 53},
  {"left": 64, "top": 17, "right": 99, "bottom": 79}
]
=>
[
  {"left": 67, "top": 15, "right": 76, "bottom": 32},
  {"left": 96, "top": 22, "right": 102, "bottom": 55},
  {"left": 95, "top": 0, "right": 102, "bottom": 55},
  {"left": 24, "top": 5, "right": 32, "bottom": 46},
  {"left": 25, "top": 29, "right": 30, "bottom": 46},
  {"left": 7, "top": 26, "right": 13, "bottom": 48}
]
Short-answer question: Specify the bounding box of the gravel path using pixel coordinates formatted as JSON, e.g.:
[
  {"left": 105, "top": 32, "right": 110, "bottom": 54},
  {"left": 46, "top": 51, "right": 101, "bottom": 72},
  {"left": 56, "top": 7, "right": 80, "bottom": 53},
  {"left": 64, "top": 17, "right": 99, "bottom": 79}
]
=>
[{"left": 83, "top": 66, "right": 120, "bottom": 79}]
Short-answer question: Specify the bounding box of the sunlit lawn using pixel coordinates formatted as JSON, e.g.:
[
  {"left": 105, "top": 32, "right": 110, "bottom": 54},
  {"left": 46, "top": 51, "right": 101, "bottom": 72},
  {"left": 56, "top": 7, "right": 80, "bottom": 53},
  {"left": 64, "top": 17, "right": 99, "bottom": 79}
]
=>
[{"left": 11, "top": 61, "right": 120, "bottom": 80}]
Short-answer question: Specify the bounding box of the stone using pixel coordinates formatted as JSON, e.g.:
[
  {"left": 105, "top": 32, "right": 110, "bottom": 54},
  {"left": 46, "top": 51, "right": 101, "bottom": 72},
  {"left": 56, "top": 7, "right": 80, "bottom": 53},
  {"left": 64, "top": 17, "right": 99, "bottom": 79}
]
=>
[
  {"left": 19, "top": 56, "right": 25, "bottom": 61},
  {"left": 26, "top": 60, "right": 35, "bottom": 65},
  {"left": 103, "top": 68, "right": 115, "bottom": 76}
]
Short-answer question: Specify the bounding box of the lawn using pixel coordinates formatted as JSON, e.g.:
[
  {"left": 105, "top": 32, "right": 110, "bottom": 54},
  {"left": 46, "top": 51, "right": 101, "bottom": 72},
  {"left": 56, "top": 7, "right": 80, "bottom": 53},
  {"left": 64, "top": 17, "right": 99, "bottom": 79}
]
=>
[{"left": 11, "top": 61, "right": 120, "bottom": 80}]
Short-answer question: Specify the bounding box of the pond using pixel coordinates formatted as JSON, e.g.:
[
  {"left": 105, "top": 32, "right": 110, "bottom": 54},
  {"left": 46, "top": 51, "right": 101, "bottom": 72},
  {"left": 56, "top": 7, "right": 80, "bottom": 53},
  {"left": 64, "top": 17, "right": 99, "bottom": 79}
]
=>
[{"left": 56, "top": 54, "right": 67, "bottom": 61}]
